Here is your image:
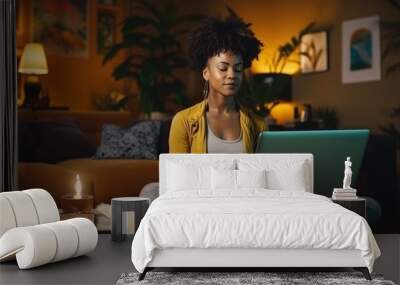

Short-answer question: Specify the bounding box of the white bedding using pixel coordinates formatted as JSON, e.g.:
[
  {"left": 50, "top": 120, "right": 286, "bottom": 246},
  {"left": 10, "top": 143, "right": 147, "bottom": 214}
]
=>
[{"left": 131, "top": 190, "right": 380, "bottom": 273}]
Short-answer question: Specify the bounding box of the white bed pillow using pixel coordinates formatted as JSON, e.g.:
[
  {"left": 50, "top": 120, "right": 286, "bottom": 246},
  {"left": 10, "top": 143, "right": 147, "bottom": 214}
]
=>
[
  {"left": 237, "top": 169, "right": 267, "bottom": 189},
  {"left": 238, "top": 159, "right": 309, "bottom": 192},
  {"left": 211, "top": 168, "right": 267, "bottom": 190},
  {"left": 167, "top": 160, "right": 235, "bottom": 192},
  {"left": 266, "top": 163, "right": 307, "bottom": 191},
  {"left": 211, "top": 168, "right": 236, "bottom": 190}
]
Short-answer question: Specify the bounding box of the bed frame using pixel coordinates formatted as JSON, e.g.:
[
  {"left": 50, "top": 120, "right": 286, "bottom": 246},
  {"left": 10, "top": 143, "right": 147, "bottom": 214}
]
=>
[
  {"left": 139, "top": 248, "right": 371, "bottom": 280},
  {"left": 137, "top": 154, "right": 372, "bottom": 281}
]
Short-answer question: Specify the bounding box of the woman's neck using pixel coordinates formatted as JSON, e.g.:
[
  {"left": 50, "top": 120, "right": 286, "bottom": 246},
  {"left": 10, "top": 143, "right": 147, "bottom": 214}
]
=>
[{"left": 206, "top": 92, "right": 237, "bottom": 115}]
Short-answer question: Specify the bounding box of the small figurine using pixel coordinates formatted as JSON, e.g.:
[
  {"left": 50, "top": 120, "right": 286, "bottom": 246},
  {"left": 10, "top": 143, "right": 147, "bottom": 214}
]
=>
[{"left": 342, "top": 157, "right": 353, "bottom": 189}]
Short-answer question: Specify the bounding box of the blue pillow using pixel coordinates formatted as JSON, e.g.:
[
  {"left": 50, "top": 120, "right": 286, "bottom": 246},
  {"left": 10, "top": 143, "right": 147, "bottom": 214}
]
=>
[{"left": 95, "top": 120, "right": 161, "bottom": 159}]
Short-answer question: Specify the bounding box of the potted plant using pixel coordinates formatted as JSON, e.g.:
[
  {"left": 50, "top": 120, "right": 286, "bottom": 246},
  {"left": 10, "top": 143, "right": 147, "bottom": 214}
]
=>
[
  {"left": 103, "top": 0, "right": 204, "bottom": 118},
  {"left": 244, "top": 23, "right": 316, "bottom": 117}
]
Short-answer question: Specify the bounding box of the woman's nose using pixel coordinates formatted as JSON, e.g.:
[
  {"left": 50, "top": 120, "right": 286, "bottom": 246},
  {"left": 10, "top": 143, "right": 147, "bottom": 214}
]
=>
[{"left": 227, "top": 68, "right": 236, "bottom": 78}]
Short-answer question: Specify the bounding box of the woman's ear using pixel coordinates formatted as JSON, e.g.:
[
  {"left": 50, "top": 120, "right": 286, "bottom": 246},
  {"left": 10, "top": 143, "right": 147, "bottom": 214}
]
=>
[{"left": 202, "top": 66, "right": 209, "bottom": 81}]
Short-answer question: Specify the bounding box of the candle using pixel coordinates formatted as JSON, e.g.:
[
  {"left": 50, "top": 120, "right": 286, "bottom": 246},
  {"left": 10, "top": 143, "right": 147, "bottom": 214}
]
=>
[{"left": 74, "top": 174, "right": 82, "bottom": 199}]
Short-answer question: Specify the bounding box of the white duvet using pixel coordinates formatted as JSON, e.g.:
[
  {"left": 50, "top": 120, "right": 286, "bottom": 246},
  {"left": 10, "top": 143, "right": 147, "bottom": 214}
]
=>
[{"left": 131, "top": 190, "right": 380, "bottom": 273}]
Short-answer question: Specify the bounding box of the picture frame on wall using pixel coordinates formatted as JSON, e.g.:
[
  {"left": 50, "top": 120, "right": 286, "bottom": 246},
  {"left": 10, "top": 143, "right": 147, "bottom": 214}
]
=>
[
  {"left": 300, "top": 30, "right": 329, "bottom": 74},
  {"left": 97, "top": 11, "right": 116, "bottom": 54},
  {"left": 342, "top": 15, "right": 381, "bottom": 84},
  {"left": 32, "top": 0, "right": 89, "bottom": 58}
]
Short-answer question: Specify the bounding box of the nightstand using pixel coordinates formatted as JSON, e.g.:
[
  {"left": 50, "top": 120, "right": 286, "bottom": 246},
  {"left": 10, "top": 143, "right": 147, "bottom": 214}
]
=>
[
  {"left": 331, "top": 197, "right": 366, "bottom": 218},
  {"left": 111, "top": 197, "right": 150, "bottom": 242}
]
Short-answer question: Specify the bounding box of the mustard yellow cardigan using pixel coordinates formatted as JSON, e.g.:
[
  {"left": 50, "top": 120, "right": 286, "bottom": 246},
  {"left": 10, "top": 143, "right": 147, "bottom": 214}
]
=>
[{"left": 169, "top": 99, "right": 267, "bottom": 153}]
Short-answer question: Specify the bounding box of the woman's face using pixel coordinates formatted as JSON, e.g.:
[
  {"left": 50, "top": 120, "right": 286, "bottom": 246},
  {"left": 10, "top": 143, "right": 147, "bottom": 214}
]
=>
[{"left": 203, "top": 51, "right": 243, "bottom": 97}]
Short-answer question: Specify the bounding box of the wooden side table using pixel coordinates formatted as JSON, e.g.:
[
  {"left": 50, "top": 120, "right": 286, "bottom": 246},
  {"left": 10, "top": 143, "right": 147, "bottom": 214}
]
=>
[
  {"left": 111, "top": 197, "right": 150, "bottom": 242},
  {"left": 331, "top": 197, "right": 366, "bottom": 218},
  {"left": 60, "top": 194, "right": 94, "bottom": 222}
]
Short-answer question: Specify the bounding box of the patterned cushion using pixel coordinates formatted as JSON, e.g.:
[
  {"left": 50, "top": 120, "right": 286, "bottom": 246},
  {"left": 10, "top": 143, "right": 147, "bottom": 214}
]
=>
[{"left": 95, "top": 121, "right": 161, "bottom": 159}]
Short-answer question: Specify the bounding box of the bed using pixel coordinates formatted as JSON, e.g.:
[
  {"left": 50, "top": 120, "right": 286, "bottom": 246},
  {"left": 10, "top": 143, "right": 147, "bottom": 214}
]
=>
[{"left": 131, "top": 153, "right": 380, "bottom": 281}]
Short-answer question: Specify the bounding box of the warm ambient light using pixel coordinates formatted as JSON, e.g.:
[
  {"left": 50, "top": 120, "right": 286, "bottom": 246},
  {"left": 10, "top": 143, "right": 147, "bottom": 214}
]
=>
[
  {"left": 18, "top": 43, "right": 48, "bottom": 108},
  {"left": 269, "top": 102, "right": 302, "bottom": 125},
  {"left": 251, "top": 51, "right": 300, "bottom": 74},
  {"left": 18, "top": 43, "right": 48, "bottom": 75}
]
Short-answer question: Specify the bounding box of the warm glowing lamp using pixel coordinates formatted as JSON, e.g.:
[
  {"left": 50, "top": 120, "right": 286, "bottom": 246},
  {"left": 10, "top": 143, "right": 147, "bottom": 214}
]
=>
[{"left": 18, "top": 43, "right": 48, "bottom": 108}]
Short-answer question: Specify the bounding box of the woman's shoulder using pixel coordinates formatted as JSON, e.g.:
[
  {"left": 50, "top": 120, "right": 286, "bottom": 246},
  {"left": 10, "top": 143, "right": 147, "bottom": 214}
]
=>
[{"left": 173, "top": 100, "right": 205, "bottom": 122}]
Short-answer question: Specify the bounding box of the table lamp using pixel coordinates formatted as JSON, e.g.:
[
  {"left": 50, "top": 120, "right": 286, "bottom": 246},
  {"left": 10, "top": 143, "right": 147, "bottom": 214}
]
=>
[{"left": 18, "top": 43, "right": 48, "bottom": 108}]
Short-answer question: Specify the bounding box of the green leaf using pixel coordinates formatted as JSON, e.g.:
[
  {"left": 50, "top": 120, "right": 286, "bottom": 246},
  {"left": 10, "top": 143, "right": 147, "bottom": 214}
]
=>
[
  {"left": 112, "top": 61, "right": 139, "bottom": 80},
  {"left": 122, "top": 16, "right": 159, "bottom": 35}
]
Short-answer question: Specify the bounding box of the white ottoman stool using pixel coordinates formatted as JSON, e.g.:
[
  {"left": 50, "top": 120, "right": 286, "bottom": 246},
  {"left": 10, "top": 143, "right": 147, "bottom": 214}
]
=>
[{"left": 0, "top": 189, "right": 98, "bottom": 269}]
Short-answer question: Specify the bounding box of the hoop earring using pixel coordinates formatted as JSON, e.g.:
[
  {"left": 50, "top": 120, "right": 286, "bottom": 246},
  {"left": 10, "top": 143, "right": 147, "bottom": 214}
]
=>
[{"left": 203, "top": 80, "right": 209, "bottom": 99}]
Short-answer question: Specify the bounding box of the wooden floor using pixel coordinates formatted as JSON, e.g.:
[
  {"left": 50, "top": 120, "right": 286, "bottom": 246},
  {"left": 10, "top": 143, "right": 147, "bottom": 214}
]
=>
[{"left": 0, "top": 234, "right": 398, "bottom": 285}]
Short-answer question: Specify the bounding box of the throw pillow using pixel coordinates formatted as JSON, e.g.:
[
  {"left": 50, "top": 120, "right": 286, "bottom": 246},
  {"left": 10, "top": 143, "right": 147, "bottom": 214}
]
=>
[
  {"left": 95, "top": 120, "right": 161, "bottom": 159},
  {"left": 19, "top": 120, "right": 96, "bottom": 163}
]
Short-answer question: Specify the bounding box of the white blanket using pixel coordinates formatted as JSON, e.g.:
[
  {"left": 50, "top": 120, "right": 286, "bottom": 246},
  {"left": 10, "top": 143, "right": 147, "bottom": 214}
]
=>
[{"left": 131, "top": 190, "right": 380, "bottom": 273}]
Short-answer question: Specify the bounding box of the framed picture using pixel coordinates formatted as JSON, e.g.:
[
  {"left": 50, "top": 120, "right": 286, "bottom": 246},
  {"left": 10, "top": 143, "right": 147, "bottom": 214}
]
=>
[
  {"left": 342, "top": 15, "right": 381, "bottom": 84},
  {"left": 300, "top": 30, "right": 329, "bottom": 74},
  {"left": 32, "top": 0, "right": 89, "bottom": 58},
  {"left": 97, "top": 11, "right": 116, "bottom": 54}
]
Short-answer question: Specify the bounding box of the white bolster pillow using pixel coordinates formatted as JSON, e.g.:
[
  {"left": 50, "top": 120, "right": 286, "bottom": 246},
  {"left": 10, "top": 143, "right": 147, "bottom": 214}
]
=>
[
  {"left": 0, "top": 218, "right": 98, "bottom": 269},
  {"left": 0, "top": 191, "right": 39, "bottom": 227},
  {"left": 23, "top": 188, "right": 60, "bottom": 223},
  {"left": 0, "top": 196, "right": 17, "bottom": 237},
  {"left": 0, "top": 189, "right": 59, "bottom": 238}
]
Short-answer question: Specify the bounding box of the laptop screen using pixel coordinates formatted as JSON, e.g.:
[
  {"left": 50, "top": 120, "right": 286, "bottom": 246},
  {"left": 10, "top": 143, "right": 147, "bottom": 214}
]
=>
[{"left": 255, "top": 129, "right": 370, "bottom": 197}]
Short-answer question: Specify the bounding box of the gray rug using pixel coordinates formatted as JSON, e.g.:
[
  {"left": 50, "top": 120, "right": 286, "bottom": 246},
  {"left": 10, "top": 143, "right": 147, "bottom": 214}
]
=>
[{"left": 116, "top": 271, "right": 396, "bottom": 285}]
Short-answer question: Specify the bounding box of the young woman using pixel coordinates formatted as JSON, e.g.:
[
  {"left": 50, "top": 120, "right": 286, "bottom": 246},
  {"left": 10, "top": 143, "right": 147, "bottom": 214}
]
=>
[
  {"left": 169, "top": 11, "right": 267, "bottom": 153},
  {"left": 140, "top": 12, "right": 266, "bottom": 202}
]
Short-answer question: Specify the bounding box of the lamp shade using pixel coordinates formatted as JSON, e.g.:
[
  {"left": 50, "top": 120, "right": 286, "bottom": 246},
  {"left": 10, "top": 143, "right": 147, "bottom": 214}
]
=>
[{"left": 18, "top": 43, "right": 48, "bottom": 75}]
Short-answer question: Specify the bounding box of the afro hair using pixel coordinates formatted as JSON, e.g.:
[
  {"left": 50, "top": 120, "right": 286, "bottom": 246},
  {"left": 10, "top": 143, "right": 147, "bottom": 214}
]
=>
[{"left": 188, "top": 7, "right": 263, "bottom": 70}]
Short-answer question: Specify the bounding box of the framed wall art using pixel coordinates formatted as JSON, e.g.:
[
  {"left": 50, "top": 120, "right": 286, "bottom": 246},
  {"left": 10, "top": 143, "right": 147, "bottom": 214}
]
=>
[
  {"left": 342, "top": 15, "right": 381, "bottom": 84},
  {"left": 32, "top": 0, "right": 89, "bottom": 58},
  {"left": 300, "top": 30, "right": 329, "bottom": 74}
]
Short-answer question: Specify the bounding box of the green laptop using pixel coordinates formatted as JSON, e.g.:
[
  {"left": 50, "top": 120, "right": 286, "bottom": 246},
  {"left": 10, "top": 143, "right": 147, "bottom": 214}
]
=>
[{"left": 255, "top": 129, "right": 370, "bottom": 197}]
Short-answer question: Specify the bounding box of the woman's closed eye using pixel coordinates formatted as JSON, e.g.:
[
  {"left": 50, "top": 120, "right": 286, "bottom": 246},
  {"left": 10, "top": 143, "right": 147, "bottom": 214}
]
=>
[{"left": 217, "top": 66, "right": 243, "bottom": 72}]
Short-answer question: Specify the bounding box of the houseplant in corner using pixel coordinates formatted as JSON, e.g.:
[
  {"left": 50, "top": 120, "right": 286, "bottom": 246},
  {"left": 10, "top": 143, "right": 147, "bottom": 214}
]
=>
[{"left": 103, "top": 0, "right": 204, "bottom": 119}]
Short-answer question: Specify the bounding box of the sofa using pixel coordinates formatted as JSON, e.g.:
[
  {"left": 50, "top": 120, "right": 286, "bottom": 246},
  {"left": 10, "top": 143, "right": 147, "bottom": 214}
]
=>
[{"left": 18, "top": 110, "right": 171, "bottom": 207}]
